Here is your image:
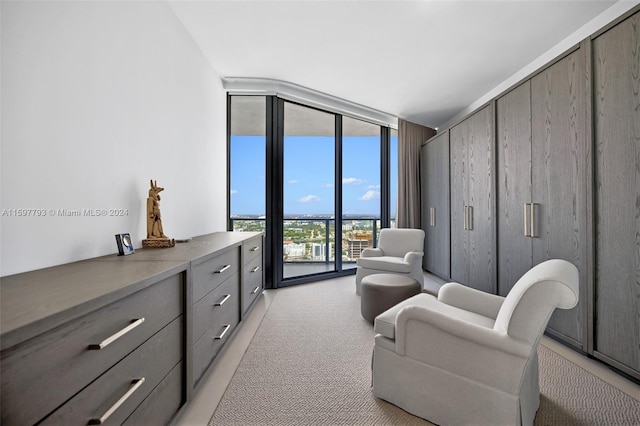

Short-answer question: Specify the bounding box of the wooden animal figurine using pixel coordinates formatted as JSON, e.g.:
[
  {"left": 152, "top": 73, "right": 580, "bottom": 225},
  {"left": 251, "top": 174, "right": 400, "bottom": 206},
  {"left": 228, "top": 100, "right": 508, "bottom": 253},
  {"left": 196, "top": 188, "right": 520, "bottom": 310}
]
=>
[{"left": 142, "top": 179, "right": 175, "bottom": 248}]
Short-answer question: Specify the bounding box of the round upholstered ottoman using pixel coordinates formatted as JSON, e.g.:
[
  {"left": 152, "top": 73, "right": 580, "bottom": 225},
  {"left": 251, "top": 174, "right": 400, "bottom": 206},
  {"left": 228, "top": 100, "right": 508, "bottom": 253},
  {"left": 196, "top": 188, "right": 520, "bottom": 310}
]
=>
[{"left": 360, "top": 273, "right": 422, "bottom": 323}]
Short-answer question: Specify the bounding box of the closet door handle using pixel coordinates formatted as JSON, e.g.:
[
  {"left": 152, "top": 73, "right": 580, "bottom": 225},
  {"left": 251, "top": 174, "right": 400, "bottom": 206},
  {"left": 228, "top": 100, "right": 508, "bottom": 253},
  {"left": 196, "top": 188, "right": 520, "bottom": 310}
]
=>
[
  {"left": 430, "top": 207, "right": 436, "bottom": 226},
  {"left": 463, "top": 205, "right": 468, "bottom": 230},
  {"left": 467, "top": 206, "right": 473, "bottom": 231},
  {"left": 530, "top": 203, "right": 537, "bottom": 238},
  {"left": 524, "top": 203, "right": 530, "bottom": 237},
  {"left": 88, "top": 378, "right": 145, "bottom": 424}
]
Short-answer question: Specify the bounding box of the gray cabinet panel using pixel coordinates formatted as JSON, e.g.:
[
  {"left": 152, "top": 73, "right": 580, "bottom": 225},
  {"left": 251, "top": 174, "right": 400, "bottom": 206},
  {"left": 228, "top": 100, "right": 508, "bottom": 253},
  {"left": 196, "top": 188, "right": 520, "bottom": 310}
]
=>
[
  {"left": 421, "top": 131, "right": 450, "bottom": 279},
  {"left": 242, "top": 235, "right": 263, "bottom": 264},
  {"left": 42, "top": 317, "right": 182, "bottom": 426},
  {"left": 192, "top": 247, "right": 240, "bottom": 304},
  {"left": 124, "top": 361, "right": 184, "bottom": 426},
  {"left": 450, "top": 106, "right": 495, "bottom": 292},
  {"left": 193, "top": 272, "right": 240, "bottom": 343},
  {"left": 467, "top": 105, "right": 495, "bottom": 293},
  {"left": 193, "top": 302, "right": 240, "bottom": 386},
  {"left": 531, "top": 48, "right": 587, "bottom": 346},
  {"left": 593, "top": 11, "right": 640, "bottom": 376},
  {"left": 243, "top": 255, "right": 264, "bottom": 313},
  {"left": 496, "top": 81, "right": 533, "bottom": 296},
  {"left": 450, "top": 121, "right": 469, "bottom": 285}
]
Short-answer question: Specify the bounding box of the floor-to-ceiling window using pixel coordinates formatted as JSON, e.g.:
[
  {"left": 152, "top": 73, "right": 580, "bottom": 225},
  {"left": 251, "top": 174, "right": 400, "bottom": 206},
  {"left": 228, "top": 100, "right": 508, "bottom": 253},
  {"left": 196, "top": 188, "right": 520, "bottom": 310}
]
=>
[
  {"left": 228, "top": 94, "right": 394, "bottom": 288},
  {"left": 282, "top": 101, "right": 336, "bottom": 279},
  {"left": 342, "top": 116, "right": 381, "bottom": 270},
  {"left": 228, "top": 96, "right": 266, "bottom": 233}
]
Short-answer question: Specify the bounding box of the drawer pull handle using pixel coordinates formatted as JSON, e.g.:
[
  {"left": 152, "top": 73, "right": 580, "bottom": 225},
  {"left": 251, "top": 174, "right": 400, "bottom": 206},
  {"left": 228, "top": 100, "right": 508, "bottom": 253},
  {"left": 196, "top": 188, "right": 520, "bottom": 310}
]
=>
[
  {"left": 214, "top": 324, "right": 231, "bottom": 340},
  {"left": 251, "top": 286, "right": 260, "bottom": 295},
  {"left": 214, "top": 294, "right": 231, "bottom": 306},
  {"left": 88, "top": 377, "right": 145, "bottom": 425},
  {"left": 251, "top": 266, "right": 260, "bottom": 273},
  {"left": 214, "top": 264, "right": 231, "bottom": 274},
  {"left": 250, "top": 246, "right": 260, "bottom": 252},
  {"left": 89, "top": 318, "right": 145, "bottom": 350}
]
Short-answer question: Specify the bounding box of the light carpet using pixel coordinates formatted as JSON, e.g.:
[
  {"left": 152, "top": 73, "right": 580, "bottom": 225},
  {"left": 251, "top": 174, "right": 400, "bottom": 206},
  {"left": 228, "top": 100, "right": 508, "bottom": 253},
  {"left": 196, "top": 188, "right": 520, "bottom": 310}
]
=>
[{"left": 210, "top": 276, "right": 640, "bottom": 425}]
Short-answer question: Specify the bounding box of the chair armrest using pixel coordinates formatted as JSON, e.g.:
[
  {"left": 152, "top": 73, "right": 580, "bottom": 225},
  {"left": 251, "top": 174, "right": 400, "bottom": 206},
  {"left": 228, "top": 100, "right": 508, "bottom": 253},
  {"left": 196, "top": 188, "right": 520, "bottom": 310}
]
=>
[
  {"left": 403, "top": 251, "right": 424, "bottom": 263},
  {"left": 394, "top": 304, "right": 530, "bottom": 358},
  {"left": 437, "top": 282, "right": 504, "bottom": 320},
  {"left": 360, "top": 248, "right": 383, "bottom": 258},
  {"left": 393, "top": 305, "right": 531, "bottom": 393}
]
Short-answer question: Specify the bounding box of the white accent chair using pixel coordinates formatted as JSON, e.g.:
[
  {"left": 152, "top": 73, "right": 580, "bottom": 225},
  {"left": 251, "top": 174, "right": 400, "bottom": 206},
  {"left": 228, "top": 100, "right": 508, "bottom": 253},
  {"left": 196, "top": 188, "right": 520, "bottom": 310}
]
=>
[
  {"left": 372, "top": 259, "right": 579, "bottom": 426},
  {"left": 355, "top": 228, "right": 424, "bottom": 295}
]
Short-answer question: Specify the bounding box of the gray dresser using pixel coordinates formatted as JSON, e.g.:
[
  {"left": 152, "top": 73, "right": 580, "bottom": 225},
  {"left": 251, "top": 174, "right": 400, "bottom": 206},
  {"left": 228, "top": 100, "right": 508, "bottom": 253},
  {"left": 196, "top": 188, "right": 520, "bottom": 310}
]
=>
[{"left": 0, "top": 231, "right": 264, "bottom": 425}]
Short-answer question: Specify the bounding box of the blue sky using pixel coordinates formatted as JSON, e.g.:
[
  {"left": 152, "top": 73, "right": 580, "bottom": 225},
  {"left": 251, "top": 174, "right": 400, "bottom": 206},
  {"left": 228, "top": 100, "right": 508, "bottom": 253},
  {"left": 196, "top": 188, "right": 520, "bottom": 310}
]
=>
[{"left": 230, "top": 135, "right": 397, "bottom": 217}]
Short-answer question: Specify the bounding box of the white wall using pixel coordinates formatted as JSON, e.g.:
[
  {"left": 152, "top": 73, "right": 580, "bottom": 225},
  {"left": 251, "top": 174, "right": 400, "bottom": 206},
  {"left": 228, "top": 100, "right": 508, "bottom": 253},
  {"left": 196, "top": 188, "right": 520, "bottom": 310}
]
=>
[
  {"left": 1, "top": 1, "right": 228, "bottom": 276},
  {"left": 438, "top": 0, "right": 640, "bottom": 131}
]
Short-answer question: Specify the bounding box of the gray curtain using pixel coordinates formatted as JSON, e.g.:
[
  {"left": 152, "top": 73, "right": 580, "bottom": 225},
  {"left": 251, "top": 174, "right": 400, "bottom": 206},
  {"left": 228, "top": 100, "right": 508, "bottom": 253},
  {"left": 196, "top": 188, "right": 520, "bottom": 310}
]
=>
[{"left": 396, "top": 119, "right": 436, "bottom": 229}]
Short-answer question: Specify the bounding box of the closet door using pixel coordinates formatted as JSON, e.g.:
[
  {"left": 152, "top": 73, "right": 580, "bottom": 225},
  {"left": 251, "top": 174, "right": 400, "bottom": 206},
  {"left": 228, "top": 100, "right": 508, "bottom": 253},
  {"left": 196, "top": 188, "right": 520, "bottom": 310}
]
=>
[
  {"left": 450, "top": 120, "right": 469, "bottom": 286},
  {"left": 421, "top": 132, "right": 450, "bottom": 279},
  {"left": 531, "top": 48, "right": 587, "bottom": 347},
  {"left": 467, "top": 105, "right": 495, "bottom": 293},
  {"left": 496, "top": 81, "right": 533, "bottom": 296},
  {"left": 450, "top": 106, "right": 495, "bottom": 293},
  {"left": 593, "top": 11, "right": 640, "bottom": 377}
]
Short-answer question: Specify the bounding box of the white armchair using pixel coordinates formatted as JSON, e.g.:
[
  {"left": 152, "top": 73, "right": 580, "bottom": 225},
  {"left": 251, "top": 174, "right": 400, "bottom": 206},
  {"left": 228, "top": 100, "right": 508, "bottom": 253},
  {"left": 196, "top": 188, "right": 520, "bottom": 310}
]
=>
[
  {"left": 372, "top": 259, "right": 579, "bottom": 426},
  {"left": 355, "top": 228, "right": 424, "bottom": 295}
]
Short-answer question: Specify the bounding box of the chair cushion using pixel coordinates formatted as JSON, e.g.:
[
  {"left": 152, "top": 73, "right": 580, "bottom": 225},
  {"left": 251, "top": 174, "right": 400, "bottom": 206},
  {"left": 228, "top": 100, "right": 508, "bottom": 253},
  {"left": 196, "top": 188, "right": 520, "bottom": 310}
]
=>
[
  {"left": 377, "top": 228, "right": 424, "bottom": 258},
  {"left": 374, "top": 293, "right": 496, "bottom": 340},
  {"left": 356, "top": 256, "right": 411, "bottom": 273}
]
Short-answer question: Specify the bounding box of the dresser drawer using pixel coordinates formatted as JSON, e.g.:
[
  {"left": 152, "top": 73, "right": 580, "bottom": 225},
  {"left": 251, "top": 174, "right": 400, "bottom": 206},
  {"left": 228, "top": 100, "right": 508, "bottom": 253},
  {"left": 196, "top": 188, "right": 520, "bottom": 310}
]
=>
[
  {"left": 192, "top": 248, "right": 240, "bottom": 303},
  {"left": 243, "top": 255, "right": 263, "bottom": 314},
  {"left": 193, "top": 304, "right": 240, "bottom": 385},
  {"left": 242, "top": 235, "right": 263, "bottom": 264},
  {"left": 41, "top": 317, "right": 183, "bottom": 425},
  {"left": 1, "top": 274, "right": 183, "bottom": 426},
  {"left": 123, "top": 361, "right": 183, "bottom": 426},
  {"left": 192, "top": 272, "right": 240, "bottom": 344}
]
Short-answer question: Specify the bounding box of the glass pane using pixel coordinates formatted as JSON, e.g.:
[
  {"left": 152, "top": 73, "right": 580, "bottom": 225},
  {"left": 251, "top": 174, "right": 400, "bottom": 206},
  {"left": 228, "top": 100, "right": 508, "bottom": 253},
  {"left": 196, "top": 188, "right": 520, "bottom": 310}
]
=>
[
  {"left": 229, "top": 96, "right": 266, "bottom": 233},
  {"left": 342, "top": 116, "right": 380, "bottom": 268},
  {"left": 390, "top": 128, "right": 398, "bottom": 228},
  {"left": 283, "top": 102, "right": 335, "bottom": 278}
]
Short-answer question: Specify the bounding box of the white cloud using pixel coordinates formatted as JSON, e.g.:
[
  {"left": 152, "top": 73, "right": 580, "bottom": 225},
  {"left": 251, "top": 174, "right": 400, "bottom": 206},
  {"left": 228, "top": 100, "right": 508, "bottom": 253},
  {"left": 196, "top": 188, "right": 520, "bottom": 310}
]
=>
[
  {"left": 343, "top": 177, "right": 366, "bottom": 185},
  {"left": 230, "top": 189, "right": 238, "bottom": 195},
  {"left": 359, "top": 190, "right": 380, "bottom": 201},
  {"left": 367, "top": 184, "right": 381, "bottom": 189},
  {"left": 298, "top": 194, "right": 321, "bottom": 203},
  {"left": 288, "top": 180, "right": 298, "bottom": 184}
]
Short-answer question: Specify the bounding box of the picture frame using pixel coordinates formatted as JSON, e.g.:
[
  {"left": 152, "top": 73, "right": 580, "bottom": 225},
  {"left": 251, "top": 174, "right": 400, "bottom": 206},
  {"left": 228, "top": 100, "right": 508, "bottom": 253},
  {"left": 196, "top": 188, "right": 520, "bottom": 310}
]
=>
[{"left": 115, "top": 233, "right": 135, "bottom": 256}]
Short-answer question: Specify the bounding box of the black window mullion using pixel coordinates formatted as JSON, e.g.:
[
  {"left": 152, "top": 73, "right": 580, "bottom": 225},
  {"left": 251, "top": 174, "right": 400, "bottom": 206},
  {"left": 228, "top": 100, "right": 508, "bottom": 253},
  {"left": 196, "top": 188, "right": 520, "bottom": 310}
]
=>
[
  {"left": 226, "top": 94, "right": 233, "bottom": 231},
  {"left": 335, "top": 115, "right": 343, "bottom": 272},
  {"left": 265, "top": 96, "right": 284, "bottom": 289},
  {"left": 381, "top": 126, "right": 391, "bottom": 230}
]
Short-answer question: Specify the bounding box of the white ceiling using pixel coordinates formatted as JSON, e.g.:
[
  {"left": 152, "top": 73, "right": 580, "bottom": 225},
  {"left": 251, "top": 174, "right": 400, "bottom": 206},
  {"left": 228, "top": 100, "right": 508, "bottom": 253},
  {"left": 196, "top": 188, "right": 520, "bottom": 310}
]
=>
[{"left": 168, "top": 0, "right": 621, "bottom": 129}]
